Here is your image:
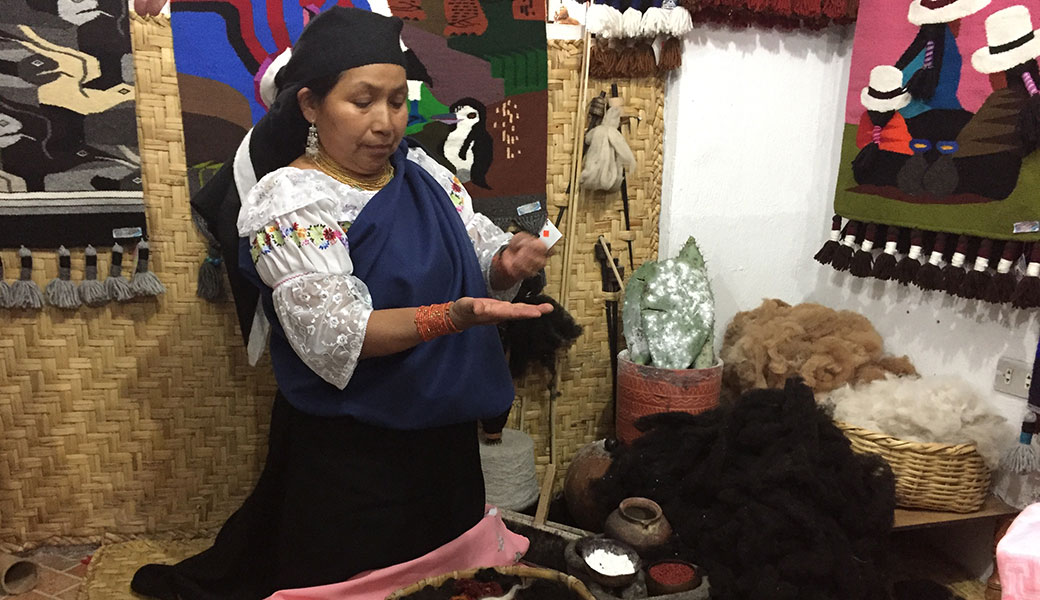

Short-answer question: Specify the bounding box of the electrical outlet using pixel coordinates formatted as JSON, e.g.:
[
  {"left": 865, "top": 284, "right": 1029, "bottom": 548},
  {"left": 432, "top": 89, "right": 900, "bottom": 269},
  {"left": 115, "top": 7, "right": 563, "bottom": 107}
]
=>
[{"left": 994, "top": 356, "right": 1033, "bottom": 399}]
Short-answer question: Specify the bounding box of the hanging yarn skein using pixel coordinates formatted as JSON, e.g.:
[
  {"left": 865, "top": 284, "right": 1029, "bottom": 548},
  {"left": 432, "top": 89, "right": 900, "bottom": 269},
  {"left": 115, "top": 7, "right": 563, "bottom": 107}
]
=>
[
  {"left": 581, "top": 104, "right": 637, "bottom": 191},
  {"left": 130, "top": 240, "right": 166, "bottom": 297},
  {"left": 79, "top": 245, "right": 109, "bottom": 307},
  {"left": 479, "top": 428, "right": 540, "bottom": 511},
  {"left": 0, "top": 253, "right": 11, "bottom": 308},
  {"left": 105, "top": 243, "right": 134, "bottom": 302},
  {"left": 11, "top": 246, "right": 43, "bottom": 310},
  {"left": 45, "top": 246, "right": 81, "bottom": 309}
]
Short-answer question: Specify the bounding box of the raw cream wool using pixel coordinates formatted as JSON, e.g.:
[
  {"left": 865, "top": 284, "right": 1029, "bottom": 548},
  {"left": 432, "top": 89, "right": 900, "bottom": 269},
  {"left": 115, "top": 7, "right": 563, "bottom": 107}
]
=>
[
  {"left": 585, "top": 548, "right": 636, "bottom": 576},
  {"left": 821, "top": 375, "right": 1015, "bottom": 469}
]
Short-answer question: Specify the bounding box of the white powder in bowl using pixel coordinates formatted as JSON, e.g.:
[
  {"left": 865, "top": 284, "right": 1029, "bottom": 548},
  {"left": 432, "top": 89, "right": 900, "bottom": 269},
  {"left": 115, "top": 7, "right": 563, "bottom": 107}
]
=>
[{"left": 584, "top": 548, "right": 636, "bottom": 576}]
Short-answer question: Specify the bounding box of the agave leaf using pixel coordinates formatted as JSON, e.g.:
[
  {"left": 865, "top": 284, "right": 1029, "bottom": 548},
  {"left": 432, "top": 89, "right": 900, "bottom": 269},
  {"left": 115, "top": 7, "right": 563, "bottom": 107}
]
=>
[
  {"left": 622, "top": 261, "right": 655, "bottom": 364},
  {"left": 676, "top": 236, "right": 706, "bottom": 270},
  {"left": 641, "top": 258, "right": 712, "bottom": 369}
]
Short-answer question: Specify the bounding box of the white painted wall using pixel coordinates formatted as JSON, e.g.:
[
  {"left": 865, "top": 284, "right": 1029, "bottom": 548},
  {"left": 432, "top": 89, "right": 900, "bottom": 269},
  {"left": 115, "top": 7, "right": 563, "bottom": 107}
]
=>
[{"left": 661, "top": 24, "right": 1038, "bottom": 425}]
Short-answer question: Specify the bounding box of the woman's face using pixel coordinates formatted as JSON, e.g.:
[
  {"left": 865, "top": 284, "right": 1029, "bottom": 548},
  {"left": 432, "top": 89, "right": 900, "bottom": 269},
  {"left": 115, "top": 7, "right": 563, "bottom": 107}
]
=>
[{"left": 299, "top": 63, "right": 408, "bottom": 177}]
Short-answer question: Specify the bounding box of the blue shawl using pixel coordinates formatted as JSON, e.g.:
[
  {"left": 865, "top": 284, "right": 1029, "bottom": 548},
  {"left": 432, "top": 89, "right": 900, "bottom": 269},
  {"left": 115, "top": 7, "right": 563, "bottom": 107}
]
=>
[{"left": 243, "top": 141, "right": 514, "bottom": 429}]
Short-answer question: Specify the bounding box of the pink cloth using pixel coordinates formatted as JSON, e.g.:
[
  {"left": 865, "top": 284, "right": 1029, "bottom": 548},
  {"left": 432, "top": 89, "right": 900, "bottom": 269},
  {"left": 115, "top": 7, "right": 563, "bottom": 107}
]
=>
[
  {"left": 265, "top": 506, "right": 530, "bottom": 600},
  {"left": 997, "top": 503, "right": 1040, "bottom": 600}
]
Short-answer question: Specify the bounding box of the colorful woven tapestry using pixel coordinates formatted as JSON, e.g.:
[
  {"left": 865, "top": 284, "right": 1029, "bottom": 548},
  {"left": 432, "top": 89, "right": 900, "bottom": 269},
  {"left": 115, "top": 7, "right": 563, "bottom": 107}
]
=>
[
  {"left": 0, "top": 0, "right": 146, "bottom": 248},
  {"left": 171, "top": 0, "right": 549, "bottom": 233},
  {"left": 818, "top": 0, "right": 1040, "bottom": 309}
]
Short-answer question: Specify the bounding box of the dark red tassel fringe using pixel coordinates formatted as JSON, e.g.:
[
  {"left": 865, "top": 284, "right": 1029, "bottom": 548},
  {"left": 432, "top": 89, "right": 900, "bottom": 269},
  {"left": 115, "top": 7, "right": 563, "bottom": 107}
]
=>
[
  {"left": 986, "top": 272, "right": 1017, "bottom": 304},
  {"left": 814, "top": 240, "right": 840, "bottom": 265},
  {"left": 895, "top": 255, "right": 921, "bottom": 285},
  {"left": 831, "top": 244, "right": 854, "bottom": 271},
  {"left": 850, "top": 248, "right": 873, "bottom": 277},
  {"left": 942, "top": 266, "right": 966, "bottom": 295},
  {"left": 872, "top": 253, "right": 898, "bottom": 280},
  {"left": 1012, "top": 277, "right": 1040, "bottom": 309},
  {"left": 958, "top": 269, "right": 991, "bottom": 299},
  {"left": 915, "top": 263, "right": 943, "bottom": 290}
]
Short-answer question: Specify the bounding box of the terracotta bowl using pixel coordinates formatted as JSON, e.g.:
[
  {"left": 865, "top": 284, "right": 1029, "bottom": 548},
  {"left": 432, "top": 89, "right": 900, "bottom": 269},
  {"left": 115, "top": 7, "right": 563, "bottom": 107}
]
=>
[
  {"left": 574, "top": 536, "right": 641, "bottom": 589},
  {"left": 645, "top": 559, "right": 701, "bottom": 596}
]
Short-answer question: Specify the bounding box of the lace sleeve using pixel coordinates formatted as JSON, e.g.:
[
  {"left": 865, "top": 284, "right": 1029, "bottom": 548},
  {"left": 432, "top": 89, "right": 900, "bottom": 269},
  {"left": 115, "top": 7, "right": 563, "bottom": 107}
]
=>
[
  {"left": 246, "top": 173, "right": 374, "bottom": 389},
  {"left": 272, "top": 273, "right": 372, "bottom": 390}
]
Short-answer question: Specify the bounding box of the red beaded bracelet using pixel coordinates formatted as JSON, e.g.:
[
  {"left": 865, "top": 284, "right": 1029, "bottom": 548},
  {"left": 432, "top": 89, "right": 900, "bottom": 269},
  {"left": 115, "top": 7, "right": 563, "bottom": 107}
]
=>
[{"left": 414, "top": 302, "right": 461, "bottom": 342}]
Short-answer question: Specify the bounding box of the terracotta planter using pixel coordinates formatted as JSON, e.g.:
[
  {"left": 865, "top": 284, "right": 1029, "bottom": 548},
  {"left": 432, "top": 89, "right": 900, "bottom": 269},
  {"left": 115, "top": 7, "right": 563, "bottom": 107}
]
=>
[{"left": 615, "top": 350, "right": 722, "bottom": 445}]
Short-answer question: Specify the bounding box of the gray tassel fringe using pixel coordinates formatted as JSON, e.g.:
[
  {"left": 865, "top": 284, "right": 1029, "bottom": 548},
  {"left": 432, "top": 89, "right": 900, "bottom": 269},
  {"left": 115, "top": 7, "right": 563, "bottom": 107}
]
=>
[
  {"left": 0, "top": 253, "right": 11, "bottom": 308},
  {"left": 11, "top": 246, "right": 43, "bottom": 309},
  {"left": 130, "top": 240, "right": 166, "bottom": 297},
  {"left": 105, "top": 243, "right": 134, "bottom": 302},
  {"left": 196, "top": 245, "right": 225, "bottom": 301},
  {"left": 79, "top": 245, "right": 109, "bottom": 307},
  {"left": 45, "top": 245, "right": 81, "bottom": 309}
]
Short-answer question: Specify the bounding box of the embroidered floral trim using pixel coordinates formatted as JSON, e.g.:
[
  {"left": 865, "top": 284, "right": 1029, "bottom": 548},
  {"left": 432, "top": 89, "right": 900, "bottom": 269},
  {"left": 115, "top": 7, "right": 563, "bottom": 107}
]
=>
[
  {"left": 250, "top": 221, "right": 352, "bottom": 262},
  {"left": 449, "top": 177, "right": 466, "bottom": 213}
]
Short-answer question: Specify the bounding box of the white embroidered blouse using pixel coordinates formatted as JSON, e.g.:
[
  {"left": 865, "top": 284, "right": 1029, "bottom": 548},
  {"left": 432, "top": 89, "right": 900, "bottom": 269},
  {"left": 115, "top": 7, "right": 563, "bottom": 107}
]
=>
[{"left": 236, "top": 147, "right": 518, "bottom": 391}]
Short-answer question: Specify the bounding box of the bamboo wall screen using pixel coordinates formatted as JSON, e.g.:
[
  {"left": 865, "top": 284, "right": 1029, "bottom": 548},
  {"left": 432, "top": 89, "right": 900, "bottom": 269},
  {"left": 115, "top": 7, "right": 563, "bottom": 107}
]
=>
[{"left": 0, "top": 25, "right": 662, "bottom": 550}]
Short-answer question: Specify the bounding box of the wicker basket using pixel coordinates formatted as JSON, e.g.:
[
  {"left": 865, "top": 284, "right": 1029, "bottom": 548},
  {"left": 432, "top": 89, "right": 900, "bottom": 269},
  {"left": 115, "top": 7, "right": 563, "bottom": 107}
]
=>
[
  {"left": 837, "top": 421, "right": 990, "bottom": 513},
  {"left": 386, "top": 565, "right": 595, "bottom": 600}
]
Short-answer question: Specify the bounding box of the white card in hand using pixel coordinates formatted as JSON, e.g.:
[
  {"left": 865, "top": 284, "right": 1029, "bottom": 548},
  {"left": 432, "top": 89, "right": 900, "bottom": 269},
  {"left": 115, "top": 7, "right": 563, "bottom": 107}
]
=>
[{"left": 539, "top": 218, "right": 563, "bottom": 249}]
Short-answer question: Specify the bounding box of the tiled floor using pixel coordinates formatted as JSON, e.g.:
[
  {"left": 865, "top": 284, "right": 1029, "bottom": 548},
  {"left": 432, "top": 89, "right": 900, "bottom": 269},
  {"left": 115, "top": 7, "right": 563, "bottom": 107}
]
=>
[{"left": 1, "top": 545, "right": 97, "bottom": 600}]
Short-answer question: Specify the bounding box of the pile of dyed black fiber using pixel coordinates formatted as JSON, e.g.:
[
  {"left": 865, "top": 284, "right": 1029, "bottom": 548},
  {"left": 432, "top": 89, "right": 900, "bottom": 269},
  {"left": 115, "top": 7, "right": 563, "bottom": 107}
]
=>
[
  {"left": 593, "top": 379, "right": 896, "bottom": 600},
  {"left": 402, "top": 568, "right": 581, "bottom": 600}
]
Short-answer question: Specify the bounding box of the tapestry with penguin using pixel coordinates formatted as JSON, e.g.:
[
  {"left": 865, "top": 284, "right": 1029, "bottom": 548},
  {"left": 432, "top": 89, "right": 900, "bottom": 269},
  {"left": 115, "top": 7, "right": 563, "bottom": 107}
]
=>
[
  {"left": 0, "top": 0, "right": 147, "bottom": 248},
  {"left": 816, "top": 0, "right": 1040, "bottom": 309},
  {"left": 169, "top": 0, "right": 549, "bottom": 243}
]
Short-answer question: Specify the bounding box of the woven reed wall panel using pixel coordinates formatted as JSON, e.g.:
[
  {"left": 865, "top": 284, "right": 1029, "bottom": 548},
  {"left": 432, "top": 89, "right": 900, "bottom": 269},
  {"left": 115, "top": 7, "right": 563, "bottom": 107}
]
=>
[
  {"left": 511, "top": 41, "right": 662, "bottom": 487},
  {"left": 0, "top": 16, "right": 277, "bottom": 552},
  {"left": 0, "top": 35, "right": 662, "bottom": 549}
]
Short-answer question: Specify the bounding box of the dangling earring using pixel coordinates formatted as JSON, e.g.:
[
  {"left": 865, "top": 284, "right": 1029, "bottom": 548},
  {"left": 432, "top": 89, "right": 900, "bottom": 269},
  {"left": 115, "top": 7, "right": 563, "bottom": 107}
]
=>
[{"left": 306, "top": 122, "right": 319, "bottom": 158}]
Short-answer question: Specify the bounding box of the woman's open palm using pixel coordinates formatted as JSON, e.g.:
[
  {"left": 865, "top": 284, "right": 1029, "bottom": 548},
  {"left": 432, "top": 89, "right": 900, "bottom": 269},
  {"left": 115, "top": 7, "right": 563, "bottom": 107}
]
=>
[{"left": 450, "top": 297, "right": 553, "bottom": 330}]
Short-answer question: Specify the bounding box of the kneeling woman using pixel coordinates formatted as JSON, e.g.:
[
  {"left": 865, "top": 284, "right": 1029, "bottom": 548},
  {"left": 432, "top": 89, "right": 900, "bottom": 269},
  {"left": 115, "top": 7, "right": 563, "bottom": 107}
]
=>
[{"left": 132, "top": 8, "right": 551, "bottom": 599}]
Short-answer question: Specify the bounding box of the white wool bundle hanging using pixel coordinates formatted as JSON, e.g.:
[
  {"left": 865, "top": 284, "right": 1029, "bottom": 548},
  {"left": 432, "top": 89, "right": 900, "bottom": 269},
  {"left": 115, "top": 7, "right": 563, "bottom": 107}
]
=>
[
  {"left": 580, "top": 105, "right": 637, "bottom": 192},
  {"left": 585, "top": 3, "right": 608, "bottom": 35},
  {"left": 666, "top": 5, "right": 693, "bottom": 36},
  {"left": 821, "top": 375, "right": 1015, "bottom": 470},
  {"left": 622, "top": 7, "right": 644, "bottom": 38},
  {"left": 587, "top": 4, "right": 624, "bottom": 38},
  {"left": 640, "top": 7, "right": 670, "bottom": 37}
]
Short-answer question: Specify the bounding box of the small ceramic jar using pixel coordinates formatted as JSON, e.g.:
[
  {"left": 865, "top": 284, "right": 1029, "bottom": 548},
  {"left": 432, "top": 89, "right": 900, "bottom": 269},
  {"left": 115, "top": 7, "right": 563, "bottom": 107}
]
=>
[{"left": 603, "top": 497, "right": 673, "bottom": 553}]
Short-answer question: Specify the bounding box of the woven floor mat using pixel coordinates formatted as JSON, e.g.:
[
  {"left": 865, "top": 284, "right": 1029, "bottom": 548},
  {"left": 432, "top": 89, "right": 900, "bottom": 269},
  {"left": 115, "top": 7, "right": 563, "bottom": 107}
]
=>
[{"left": 79, "top": 538, "right": 212, "bottom": 599}]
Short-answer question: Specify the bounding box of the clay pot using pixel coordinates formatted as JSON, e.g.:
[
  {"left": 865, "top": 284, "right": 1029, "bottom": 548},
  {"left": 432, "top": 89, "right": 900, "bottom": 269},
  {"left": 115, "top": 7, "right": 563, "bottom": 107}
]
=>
[
  {"left": 603, "top": 497, "right": 672, "bottom": 553},
  {"left": 564, "top": 439, "right": 614, "bottom": 531}
]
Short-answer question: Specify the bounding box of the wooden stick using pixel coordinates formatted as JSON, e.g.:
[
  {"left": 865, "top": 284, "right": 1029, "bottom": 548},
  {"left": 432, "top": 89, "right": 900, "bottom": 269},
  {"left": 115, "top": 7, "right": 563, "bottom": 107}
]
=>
[
  {"left": 533, "top": 463, "right": 558, "bottom": 527},
  {"left": 598, "top": 236, "right": 626, "bottom": 293},
  {"left": 559, "top": 22, "right": 593, "bottom": 312}
]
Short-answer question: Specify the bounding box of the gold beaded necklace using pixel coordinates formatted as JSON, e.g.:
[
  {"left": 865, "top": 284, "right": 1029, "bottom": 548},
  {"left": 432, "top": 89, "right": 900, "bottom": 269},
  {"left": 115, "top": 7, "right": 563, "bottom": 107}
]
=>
[{"left": 312, "top": 143, "right": 394, "bottom": 191}]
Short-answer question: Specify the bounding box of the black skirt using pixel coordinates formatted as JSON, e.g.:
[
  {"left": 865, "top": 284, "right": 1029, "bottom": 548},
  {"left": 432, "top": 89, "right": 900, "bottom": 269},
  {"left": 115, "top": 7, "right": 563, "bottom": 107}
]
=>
[{"left": 131, "top": 393, "right": 485, "bottom": 600}]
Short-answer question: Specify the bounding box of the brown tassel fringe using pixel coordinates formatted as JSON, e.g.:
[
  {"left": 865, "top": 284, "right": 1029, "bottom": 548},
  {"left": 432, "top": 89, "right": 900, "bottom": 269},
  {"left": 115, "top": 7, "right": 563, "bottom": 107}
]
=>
[{"left": 657, "top": 37, "right": 683, "bottom": 73}]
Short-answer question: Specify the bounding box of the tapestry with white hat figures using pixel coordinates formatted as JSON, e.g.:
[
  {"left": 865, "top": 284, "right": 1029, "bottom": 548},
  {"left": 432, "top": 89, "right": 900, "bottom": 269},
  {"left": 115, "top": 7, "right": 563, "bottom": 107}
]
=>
[
  {"left": 817, "top": 0, "right": 1040, "bottom": 308},
  {"left": 0, "top": 0, "right": 147, "bottom": 249},
  {"left": 170, "top": 0, "right": 548, "bottom": 242}
]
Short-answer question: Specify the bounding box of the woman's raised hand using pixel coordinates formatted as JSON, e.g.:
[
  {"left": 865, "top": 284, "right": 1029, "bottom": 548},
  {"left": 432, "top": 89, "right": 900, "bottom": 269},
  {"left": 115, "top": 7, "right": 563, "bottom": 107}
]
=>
[
  {"left": 449, "top": 297, "right": 553, "bottom": 330},
  {"left": 497, "top": 232, "right": 551, "bottom": 282}
]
